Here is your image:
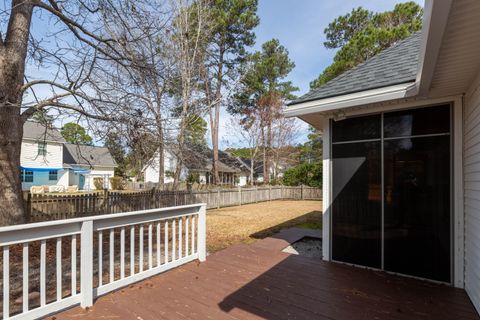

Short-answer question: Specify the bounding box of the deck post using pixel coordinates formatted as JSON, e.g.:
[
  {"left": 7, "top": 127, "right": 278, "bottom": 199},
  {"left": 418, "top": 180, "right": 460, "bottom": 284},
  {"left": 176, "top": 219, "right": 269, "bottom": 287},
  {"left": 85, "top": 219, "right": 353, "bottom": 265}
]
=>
[
  {"left": 80, "top": 220, "right": 94, "bottom": 308},
  {"left": 198, "top": 204, "right": 207, "bottom": 262}
]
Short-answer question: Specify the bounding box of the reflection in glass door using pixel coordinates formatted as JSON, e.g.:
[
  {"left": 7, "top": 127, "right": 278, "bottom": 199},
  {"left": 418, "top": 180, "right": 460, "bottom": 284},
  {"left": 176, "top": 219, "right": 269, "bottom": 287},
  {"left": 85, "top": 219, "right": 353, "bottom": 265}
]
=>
[{"left": 331, "top": 105, "right": 451, "bottom": 283}]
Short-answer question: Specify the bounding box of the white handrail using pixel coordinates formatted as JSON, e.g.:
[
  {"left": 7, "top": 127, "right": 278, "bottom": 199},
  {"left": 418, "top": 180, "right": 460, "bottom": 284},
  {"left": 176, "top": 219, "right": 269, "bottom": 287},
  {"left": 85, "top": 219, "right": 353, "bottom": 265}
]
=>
[{"left": 0, "top": 203, "right": 207, "bottom": 320}]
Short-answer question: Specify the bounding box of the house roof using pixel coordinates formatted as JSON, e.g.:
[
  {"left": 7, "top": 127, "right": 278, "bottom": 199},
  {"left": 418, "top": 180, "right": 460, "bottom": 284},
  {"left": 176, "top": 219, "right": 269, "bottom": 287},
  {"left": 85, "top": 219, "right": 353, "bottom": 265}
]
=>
[
  {"left": 163, "top": 143, "right": 248, "bottom": 174},
  {"left": 63, "top": 143, "right": 117, "bottom": 168},
  {"left": 289, "top": 32, "right": 422, "bottom": 106},
  {"left": 23, "top": 121, "right": 66, "bottom": 143}
]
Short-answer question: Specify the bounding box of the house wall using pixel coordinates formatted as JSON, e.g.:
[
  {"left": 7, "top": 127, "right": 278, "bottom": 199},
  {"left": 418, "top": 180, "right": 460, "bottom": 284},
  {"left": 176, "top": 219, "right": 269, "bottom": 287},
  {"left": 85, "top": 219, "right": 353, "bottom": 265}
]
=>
[
  {"left": 20, "top": 139, "right": 63, "bottom": 168},
  {"left": 239, "top": 175, "right": 247, "bottom": 186},
  {"left": 86, "top": 167, "right": 115, "bottom": 190},
  {"left": 21, "top": 170, "right": 69, "bottom": 191},
  {"left": 464, "top": 72, "right": 480, "bottom": 313},
  {"left": 143, "top": 149, "right": 189, "bottom": 184}
]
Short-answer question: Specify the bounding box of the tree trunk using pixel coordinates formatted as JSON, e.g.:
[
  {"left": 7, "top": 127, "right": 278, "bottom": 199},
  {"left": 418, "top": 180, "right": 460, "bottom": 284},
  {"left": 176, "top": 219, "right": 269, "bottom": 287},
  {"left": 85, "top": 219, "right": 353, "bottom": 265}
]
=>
[
  {"left": 156, "top": 124, "right": 165, "bottom": 189},
  {"left": 157, "top": 143, "right": 165, "bottom": 188},
  {"left": 250, "top": 159, "right": 254, "bottom": 185},
  {"left": 0, "top": 0, "right": 34, "bottom": 225},
  {"left": 264, "top": 121, "right": 272, "bottom": 184},
  {"left": 211, "top": 46, "right": 225, "bottom": 186},
  {"left": 261, "top": 125, "right": 267, "bottom": 184},
  {"left": 0, "top": 109, "right": 25, "bottom": 225}
]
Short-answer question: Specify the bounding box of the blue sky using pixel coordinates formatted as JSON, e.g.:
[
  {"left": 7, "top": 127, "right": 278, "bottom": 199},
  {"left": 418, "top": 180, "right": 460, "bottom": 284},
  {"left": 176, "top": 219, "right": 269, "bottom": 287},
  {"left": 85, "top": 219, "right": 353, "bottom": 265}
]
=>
[
  {"left": 12, "top": 0, "right": 424, "bottom": 148},
  {"left": 252, "top": 0, "right": 423, "bottom": 96},
  {"left": 221, "top": 0, "right": 423, "bottom": 147}
]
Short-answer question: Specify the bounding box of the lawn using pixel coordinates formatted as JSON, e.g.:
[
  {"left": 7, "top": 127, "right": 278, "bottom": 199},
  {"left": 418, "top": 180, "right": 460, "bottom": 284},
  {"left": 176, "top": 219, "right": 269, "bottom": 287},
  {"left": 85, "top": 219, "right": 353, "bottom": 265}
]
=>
[{"left": 206, "top": 200, "right": 322, "bottom": 253}]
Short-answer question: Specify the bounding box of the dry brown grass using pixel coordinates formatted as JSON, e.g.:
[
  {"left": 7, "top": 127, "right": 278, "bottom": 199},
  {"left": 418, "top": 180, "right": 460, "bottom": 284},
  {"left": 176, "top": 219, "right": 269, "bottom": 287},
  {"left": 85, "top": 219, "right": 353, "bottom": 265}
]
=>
[{"left": 206, "top": 200, "right": 322, "bottom": 253}]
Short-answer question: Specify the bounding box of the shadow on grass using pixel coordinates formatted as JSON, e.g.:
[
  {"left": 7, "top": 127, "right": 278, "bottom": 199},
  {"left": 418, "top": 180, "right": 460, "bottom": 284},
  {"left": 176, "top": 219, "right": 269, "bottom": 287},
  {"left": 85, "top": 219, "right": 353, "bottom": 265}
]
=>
[{"left": 249, "top": 210, "right": 322, "bottom": 240}]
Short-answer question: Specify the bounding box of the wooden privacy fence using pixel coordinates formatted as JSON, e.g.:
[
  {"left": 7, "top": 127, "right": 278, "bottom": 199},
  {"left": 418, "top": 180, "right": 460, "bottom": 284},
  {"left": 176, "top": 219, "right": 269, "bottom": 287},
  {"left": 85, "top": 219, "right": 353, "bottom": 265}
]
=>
[
  {"left": 25, "top": 186, "right": 322, "bottom": 222},
  {"left": 0, "top": 203, "right": 206, "bottom": 319}
]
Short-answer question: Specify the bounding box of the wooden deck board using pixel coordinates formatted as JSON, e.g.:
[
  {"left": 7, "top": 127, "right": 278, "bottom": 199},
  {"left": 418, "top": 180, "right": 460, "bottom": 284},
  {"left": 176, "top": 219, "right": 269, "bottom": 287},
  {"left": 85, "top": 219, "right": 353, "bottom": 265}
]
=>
[{"left": 55, "top": 228, "right": 478, "bottom": 320}]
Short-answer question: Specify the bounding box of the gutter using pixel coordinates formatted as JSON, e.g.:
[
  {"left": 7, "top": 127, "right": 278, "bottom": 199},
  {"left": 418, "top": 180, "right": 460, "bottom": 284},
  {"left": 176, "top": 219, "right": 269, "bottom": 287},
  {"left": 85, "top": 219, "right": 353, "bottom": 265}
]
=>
[{"left": 285, "top": 82, "right": 416, "bottom": 117}]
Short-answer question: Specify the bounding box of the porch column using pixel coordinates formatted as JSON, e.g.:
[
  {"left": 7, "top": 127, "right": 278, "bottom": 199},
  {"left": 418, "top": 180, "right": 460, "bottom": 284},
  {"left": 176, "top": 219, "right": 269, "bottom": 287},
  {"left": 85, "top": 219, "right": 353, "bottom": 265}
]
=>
[{"left": 322, "top": 117, "right": 331, "bottom": 262}]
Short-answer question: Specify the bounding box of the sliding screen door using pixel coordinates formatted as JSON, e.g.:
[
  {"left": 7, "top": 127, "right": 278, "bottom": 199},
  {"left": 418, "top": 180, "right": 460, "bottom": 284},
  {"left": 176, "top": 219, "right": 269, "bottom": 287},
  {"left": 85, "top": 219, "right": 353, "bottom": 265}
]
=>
[
  {"left": 332, "top": 115, "right": 382, "bottom": 269},
  {"left": 331, "top": 105, "right": 451, "bottom": 283},
  {"left": 383, "top": 106, "right": 451, "bottom": 282}
]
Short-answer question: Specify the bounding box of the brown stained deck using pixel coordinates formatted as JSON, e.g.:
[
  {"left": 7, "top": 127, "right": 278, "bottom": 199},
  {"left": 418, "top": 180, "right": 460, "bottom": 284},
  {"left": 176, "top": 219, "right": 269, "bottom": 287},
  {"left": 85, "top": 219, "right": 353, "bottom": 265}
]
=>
[{"left": 55, "top": 228, "right": 478, "bottom": 320}]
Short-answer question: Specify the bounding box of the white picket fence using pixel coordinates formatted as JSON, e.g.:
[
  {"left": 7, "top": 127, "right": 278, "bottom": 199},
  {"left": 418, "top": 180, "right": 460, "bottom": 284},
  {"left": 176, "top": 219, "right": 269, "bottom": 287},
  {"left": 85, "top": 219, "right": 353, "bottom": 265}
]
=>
[{"left": 0, "top": 203, "right": 206, "bottom": 319}]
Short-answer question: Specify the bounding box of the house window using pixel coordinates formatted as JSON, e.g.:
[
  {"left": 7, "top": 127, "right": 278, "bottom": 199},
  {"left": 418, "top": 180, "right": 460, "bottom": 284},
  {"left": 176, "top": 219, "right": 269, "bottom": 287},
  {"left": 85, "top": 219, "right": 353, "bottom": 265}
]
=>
[
  {"left": 21, "top": 170, "right": 34, "bottom": 183},
  {"left": 49, "top": 170, "right": 58, "bottom": 181},
  {"left": 38, "top": 142, "right": 47, "bottom": 156}
]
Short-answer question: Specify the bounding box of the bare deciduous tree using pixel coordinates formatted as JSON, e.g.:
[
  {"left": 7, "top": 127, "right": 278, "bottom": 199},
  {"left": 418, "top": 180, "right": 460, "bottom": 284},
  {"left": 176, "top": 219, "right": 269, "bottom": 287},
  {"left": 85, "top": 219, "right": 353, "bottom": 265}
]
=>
[{"left": 0, "top": 0, "right": 155, "bottom": 224}]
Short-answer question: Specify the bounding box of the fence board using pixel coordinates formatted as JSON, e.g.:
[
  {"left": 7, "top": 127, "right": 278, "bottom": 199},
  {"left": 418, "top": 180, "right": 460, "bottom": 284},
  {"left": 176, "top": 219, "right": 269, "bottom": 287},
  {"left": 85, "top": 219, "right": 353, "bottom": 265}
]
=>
[{"left": 25, "top": 186, "right": 321, "bottom": 222}]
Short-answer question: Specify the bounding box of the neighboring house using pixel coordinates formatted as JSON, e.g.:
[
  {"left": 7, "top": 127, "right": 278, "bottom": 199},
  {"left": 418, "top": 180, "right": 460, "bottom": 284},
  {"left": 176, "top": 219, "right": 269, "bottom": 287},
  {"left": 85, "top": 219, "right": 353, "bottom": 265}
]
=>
[
  {"left": 20, "top": 121, "right": 116, "bottom": 191},
  {"left": 143, "top": 144, "right": 249, "bottom": 186},
  {"left": 286, "top": 0, "right": 480, "bottom": 314},
  {"left": 21, "top": 121, "right": 68, "bottom": 190},
  {"left": 238, "top": 158, "right": 289, "bottom": 184},
  {"left": 63, "top": 144, "right": 117, "bottom": 191}
]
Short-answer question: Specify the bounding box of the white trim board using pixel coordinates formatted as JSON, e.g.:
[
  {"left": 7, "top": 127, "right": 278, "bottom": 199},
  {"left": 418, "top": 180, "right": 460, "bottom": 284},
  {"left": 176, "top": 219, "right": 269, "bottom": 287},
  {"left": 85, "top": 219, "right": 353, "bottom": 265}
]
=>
[{"left": 286, "top": 83, "right": 415, "bottom": 118}]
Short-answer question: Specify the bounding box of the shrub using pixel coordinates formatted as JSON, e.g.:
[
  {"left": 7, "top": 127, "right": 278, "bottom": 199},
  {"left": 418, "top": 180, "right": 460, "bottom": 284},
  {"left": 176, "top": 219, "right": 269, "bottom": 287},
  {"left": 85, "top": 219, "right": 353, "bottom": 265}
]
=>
[
  {"left": 187, "top": 172, "right": 200, "bottom": 184},
  {"left": 93, "top": 177, "right": 104, "bottom": 190},
  {"left": 109, "top": 176, "right": 125, "bottom": 190},
  {"left": 282, "top": 163, "right": 322, "bottom": 188}
]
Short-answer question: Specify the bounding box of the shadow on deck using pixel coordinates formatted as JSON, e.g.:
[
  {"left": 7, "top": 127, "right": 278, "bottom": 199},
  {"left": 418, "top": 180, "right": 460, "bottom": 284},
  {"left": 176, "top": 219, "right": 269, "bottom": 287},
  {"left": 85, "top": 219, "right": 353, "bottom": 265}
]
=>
[{"left": 55, "top": 228, "right": 478, "bottom": 320}]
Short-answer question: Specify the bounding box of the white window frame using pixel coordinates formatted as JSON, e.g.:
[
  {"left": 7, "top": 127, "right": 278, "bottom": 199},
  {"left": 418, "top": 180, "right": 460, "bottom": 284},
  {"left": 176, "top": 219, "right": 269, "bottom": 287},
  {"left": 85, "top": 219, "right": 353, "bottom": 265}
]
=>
[{"left": 38, "top": 141, "right": 47, "bottom": 156}]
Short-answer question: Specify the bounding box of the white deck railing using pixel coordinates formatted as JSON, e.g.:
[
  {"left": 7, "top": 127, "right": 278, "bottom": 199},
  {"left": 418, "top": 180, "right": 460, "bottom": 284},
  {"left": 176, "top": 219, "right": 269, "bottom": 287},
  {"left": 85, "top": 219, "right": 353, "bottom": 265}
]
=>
[{"left": 0, "top": 203, "right": 206, "bottom": 320}]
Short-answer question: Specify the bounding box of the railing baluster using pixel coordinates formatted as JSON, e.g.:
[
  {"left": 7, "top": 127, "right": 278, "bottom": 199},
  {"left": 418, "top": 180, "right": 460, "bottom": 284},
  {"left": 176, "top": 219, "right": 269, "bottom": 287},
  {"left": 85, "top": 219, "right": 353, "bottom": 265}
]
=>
[
  {"left": 179, "top": 218, "right": 183, "bottom": 258},
  {"left": 3, "top": 246, "right": 9, "bottom": 318},
  {"left": 23, "top": 242, "right": 29, "bottom": 312},
  {"left": 164, "top": 221, "right": 169, "bottom": 264},
  {"left": 191, "top": 215, "right": 195, "bottom": 254},
  {"left": 185, "top": 216, "right": 189, "bottom": 256},
  {"left": 0, "top": 204, "right": 206, "bottom": 320},
  {"left": 109, "top": 229, "right": 114, "bottom": 283},
  {"left": 71, "top": 235, "right": 77, "bottom": 296},
  {"left": 172, "top": 220, "right": 176, "bottom": 261},
  {"left": 120, "top": 227, "right": 125, "bottom": 279},
  {"left": 40, "top": 240, "right": 46, "bottom": 306},
  {"left": 57, "top": 237, "right": 62, "bottom": 301},
  {"left": 130, "top": 226, "right": 135, "bottom": 276},
  {"left": 156, "top": 222, "right": 161, "bottom": 266},
  {"left": 139, "top": 225, "right": 144, "bottom": 272},
  {"left": 148, "top": 224, "right": 153, "bottom": 269},
  {"left": 98, "top": 231, "right": 103, "bottom": 286}
]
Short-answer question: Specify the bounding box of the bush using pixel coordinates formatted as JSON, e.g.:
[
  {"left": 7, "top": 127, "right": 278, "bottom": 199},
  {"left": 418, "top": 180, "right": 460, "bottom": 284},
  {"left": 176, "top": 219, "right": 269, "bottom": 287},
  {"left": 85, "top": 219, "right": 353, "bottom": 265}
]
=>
[
  {"left": 109, "top": 176, "right": 125, "bottom": 190},
  {"left": 93, "top": 177, "right": 104, "bottom": 190},
  {"left": 282, "top": 163, "right": 322, "bottom": 188},
  {"left": 187, "top": 172, "right": 200, "bottom": 184}
]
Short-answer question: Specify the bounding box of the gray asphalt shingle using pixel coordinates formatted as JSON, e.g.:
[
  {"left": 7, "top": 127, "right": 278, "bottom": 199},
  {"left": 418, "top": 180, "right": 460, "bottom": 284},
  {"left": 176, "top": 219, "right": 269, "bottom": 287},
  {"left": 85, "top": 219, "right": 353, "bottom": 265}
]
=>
[
  {"left": 63, "top": 143, "right": 117, "bottom": 167},
  {"left": 289, "top": 32, "right": 421, "bottom": 105}
]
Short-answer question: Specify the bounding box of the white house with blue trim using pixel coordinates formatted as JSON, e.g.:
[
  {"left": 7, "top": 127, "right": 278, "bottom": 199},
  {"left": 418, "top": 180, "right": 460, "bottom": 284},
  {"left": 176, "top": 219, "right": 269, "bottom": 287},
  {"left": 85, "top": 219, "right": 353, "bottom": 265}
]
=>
[{"left": 20, "top": 121, "right": 117, "bottom": 191}]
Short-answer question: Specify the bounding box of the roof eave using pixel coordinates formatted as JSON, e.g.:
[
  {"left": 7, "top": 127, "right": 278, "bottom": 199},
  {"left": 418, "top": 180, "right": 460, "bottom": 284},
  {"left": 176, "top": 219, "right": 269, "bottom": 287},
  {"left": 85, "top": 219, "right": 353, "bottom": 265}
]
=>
[
  {"left": 285, "top": 82, "right": 415, "bottom": 118},
  {"left": 286, "top": 0, "right": 454, "bottom": 118},
  {"left": 415, "top": 0, "right": 453, "bottom": 96}
]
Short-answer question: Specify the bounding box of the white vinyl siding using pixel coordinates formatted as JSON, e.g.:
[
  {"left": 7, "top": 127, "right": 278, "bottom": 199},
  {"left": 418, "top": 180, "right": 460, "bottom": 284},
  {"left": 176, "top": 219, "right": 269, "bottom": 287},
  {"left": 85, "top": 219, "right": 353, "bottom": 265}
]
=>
[
  {"left": 87, "top": 168, "right": 115, "bottom": 190},
  {"left": 144, "top": 150, "right": 185, "bottom": 184},
  {"left": 21, "top": 170, "right": 68, "bottom": 191},
  {"left": 20, "top": 140, "right": 63, "bottom": 168},
  {"left": 464, "top": 72, "right": 480, "bottom": 314}
]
